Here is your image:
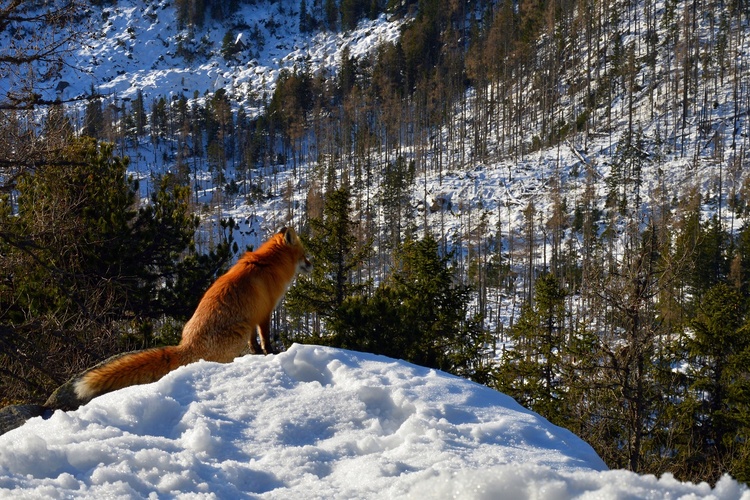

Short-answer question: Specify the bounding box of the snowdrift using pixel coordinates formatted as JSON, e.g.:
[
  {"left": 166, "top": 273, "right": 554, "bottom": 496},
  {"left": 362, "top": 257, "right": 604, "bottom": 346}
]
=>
[{"left": 0, "top": 344, "right": 746, "bottom": 499}]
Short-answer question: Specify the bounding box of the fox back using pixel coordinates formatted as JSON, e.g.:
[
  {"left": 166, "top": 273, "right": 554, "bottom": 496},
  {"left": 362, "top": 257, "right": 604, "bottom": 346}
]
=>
[{"left": 180, "top": 226, "right": 312, "bottom": 357}]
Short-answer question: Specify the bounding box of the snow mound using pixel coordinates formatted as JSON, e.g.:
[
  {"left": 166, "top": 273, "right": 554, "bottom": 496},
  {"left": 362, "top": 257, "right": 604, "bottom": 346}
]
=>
[{"left": 0, "top": 344, "right": 746, "bottom": 499}]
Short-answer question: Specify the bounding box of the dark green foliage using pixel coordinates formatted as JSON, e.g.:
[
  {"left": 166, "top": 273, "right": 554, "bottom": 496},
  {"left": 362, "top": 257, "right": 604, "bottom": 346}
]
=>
[
  {"left": 400, "top": 7, "right": 442, "bottom": 89},
  {"left": 692, "top": 216, "right": 731, "bottom": 295},
  {"left": 83, "top": 87, "right": 103, "bottom": 139},
  {"left": 285, "top": 186, "right": 370, "bottom": 337},
  {"left": 0, "top": 138, "right": 234, "bottom": 403},
  {"left": 9, "top": 138, "right": 139, "bottom": 320},
  {"left": 340, "top": 0, "right": 377, "bottom": 31},
  {"left": 284, "top": 189, "right": 487, "bottom": 381},
  {"left": 372, "top": 41, "right": 406, "bottom": 98},
  {"left": 299, "top": 0, "right": 311, "bottom": 33},
  {"left": 324, "top": 0, "right": 338, "bottom": 30},
  {"left": 131, "top": 90, "right": 147, "bottom": 137},
  {"left": 494, "top": 274, "right": 569, "bottom": 425},
  {"left": 329, "top": 235, "right": 490, "bottom": 382},
  {"left": 669, "top": 283, "right": 750, "bottom": 484},
  {"left": 151, "top": 96, "right": 169, "bottom": 139},
  {"left": 175, "top": 0, "right": 206, "bottom": 28},
  {"left": 381, "top": 155, "right": 416, "bottom": 249},
  {"left": 267, "top": 68, "right": 315, "bottom": 141},
  {"left": 221, "top": 30, "right": 241, "bottom": 61},
  {"left": 733, "top": 221, "right": 750, "bottom": 296},
  {"left": 337, "top": 45, "right": 357, "bottom": 101}
]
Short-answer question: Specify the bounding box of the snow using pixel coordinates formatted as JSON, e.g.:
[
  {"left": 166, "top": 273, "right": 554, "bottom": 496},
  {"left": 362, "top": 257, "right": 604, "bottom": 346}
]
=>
[
  {"left": 58, "top": 0, "right": 404, "bottom": 114},
  {"left": 0, "top": 344, "right": 746, "bottom": 499},
  {"left": 3, "top": 1, "right": 750, "bottom": 496}
]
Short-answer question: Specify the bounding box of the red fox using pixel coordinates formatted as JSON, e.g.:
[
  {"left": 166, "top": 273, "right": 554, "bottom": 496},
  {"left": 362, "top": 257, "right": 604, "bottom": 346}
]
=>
[{"left": 74, "top": 227, "right": 312, "bottom": 403}]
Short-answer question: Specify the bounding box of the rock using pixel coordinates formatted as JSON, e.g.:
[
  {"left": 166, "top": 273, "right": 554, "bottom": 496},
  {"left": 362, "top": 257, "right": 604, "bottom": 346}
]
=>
[
  {"left": 44, "top": 377, "right": 83, "bottom": 412},
  {"left": 0, "top": 404, "right": 50, "bottom": 435}
]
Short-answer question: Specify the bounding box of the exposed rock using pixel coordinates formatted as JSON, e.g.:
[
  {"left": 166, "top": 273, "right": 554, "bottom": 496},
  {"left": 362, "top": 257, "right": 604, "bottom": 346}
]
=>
[
  {"left": 430, "top": 193, "right": 453, "bottom": 212},
  {"left": 44, "top": 377, "right": 84, "bottom": 412},
  {"left": 0, "top": 404, "right": 50, "bottom": 435}
]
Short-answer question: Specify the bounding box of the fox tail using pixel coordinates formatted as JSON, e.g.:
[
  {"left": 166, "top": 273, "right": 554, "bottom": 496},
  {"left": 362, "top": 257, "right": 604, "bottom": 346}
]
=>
[{"left": 74, "top": 345, "right": 189, "bottom": 402}]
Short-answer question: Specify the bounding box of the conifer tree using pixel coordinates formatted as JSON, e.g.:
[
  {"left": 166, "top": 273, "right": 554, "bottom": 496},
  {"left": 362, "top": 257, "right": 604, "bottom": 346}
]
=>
[
  {"left": 494, "top": 273, "right": 569, "bottom": 425},
  {"left": 330, "top": 234, "right": 489, "bottom": 381},
  {"left": 0, "top": 138, "right": 234, "bottom": 403},
  {"left": 299, "top": 0, "right": 310, "bottom": 33},
  {"left": 83, "top": 86, "right": 104, "bottom": 139},
  {"left": 670, "top": 283, "right": 750, "bottom": 483},
  {"left": 285, "top": 186, "right": 370, "bottom": 341}
]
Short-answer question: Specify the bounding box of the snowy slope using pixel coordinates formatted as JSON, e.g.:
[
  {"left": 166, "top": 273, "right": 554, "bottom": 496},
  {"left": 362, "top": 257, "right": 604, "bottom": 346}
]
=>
[
  {"left": 0, "top": 345, "right": 746, "bottom": 499},
  {"left": 59, "top": 0, "right": 402, "bottom": 113},
  {"left": 25, "top": 0, "right": 749, "bottom": 254}
]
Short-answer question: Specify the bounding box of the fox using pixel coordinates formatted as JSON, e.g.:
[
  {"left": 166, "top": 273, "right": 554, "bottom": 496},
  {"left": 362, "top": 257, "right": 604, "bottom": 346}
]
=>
[{"left": 73, "top": 227, "right": 312, "bottom": 404}]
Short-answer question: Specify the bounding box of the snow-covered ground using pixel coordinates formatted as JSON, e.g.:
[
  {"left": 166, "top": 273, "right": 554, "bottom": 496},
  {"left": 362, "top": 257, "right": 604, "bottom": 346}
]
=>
[
  {"left": 0, "top": 344, "right": 746, "bottom": 499},
  {"left": 44, "top": 0, "right": 747, "bottom": 267},
  {"left": 59, "top": 0, "right": 402, "bottom": 112}
]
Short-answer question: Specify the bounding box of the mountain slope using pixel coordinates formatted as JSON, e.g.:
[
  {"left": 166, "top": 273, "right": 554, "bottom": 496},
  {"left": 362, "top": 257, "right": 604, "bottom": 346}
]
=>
[{"left": 58, "top": 0, "right": 402, "bottom": 112}]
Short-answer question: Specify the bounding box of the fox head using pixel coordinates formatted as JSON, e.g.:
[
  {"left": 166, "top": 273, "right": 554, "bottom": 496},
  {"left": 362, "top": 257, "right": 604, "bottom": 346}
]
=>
[{"left": 279, "top": 227, "right": 312, "bottom": 275}]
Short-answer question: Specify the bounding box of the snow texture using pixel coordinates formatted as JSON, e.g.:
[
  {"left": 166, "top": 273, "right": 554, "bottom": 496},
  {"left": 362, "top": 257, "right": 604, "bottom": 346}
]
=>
[{"left": 0, "top": 345, "right": 746, "bottom": 499}]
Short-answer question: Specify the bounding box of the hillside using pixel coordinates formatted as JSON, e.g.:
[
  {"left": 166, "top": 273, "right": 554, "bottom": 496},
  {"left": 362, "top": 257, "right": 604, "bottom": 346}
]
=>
[{"left": 2, "top": 0, "right": 750, "bottom": 486}]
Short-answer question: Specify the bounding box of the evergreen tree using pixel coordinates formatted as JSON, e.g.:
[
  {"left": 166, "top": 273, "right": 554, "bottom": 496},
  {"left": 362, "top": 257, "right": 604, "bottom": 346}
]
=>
[
  {"left": 221, "top": 30, "right": 240, "bottom": 62},
  {"left": 0, "top": 138, "right": 234, "bottom": 403},
  {"left": 299, "top": 0, "right": 310, "bottom": 33},
  {"left": 337, "top": 45, "right": 357, "bottom": 101},
  {"left": 132, "top": 89, "right": 147, "bottom": 137},
  {"left": 495, "top": 273, "right": 569, "bottom": 425},
  {"left": 285, "top": 186, "right": 370, "bottom": 340},
  {"left": 83, "top": 86, "right": 104, "bottom": 139},
  {"left": 380, "top": 155, "right": 416, "bottom": 252},
  {"left": 340, "top": 0, "right": 367, "bottom": 31},
  {"left": 331, "top": 235, "right": 489, "bottom": 381},
  {"left": 324, "top": 0, "right": 338, "bottom": 30},
  {"left": 670, "top": 283, "right": 750, "bottom": 484},
  {"left": 692, "top": 215, "right": 731, "bottom": 296}
]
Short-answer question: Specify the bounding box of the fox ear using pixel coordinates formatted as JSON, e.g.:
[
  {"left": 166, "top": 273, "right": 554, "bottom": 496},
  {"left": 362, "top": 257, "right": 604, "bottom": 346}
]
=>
[{"left": 283, "top": 227, "right": 296, "bottom": 245}]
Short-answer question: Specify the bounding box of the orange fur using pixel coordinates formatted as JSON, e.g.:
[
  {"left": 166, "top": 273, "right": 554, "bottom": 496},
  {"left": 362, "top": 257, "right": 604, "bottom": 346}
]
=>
[{"left": 74, "top": 227, "right": 311, "bottom": 403}]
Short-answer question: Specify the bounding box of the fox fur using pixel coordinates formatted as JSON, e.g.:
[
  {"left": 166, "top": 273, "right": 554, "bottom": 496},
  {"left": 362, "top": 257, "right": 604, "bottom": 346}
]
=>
[{"left": 74, "top": 227, "right": 312, "bottom": 403}]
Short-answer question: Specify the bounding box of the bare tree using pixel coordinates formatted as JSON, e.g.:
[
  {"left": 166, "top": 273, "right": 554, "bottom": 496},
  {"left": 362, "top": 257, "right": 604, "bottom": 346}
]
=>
[{"left": 0, "top": 0, "right": 88, "bottom": 189}]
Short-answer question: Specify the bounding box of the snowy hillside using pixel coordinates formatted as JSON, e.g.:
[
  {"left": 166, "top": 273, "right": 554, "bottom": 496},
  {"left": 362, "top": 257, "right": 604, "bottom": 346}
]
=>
[
  {"left": 44, "top": 0, "right": 407, "bottom": 252},
  {"left": 59, "top": 0, "right": 401, "bottom": 112},
  {"left": 46, "top": 0, "right": 750, "bottom": 264},
  {"left": 3, "top": 0, "right": 750, "bottom": 491},
  {"left": 0, "top": 344, "right": 746, "bottom": 499}
]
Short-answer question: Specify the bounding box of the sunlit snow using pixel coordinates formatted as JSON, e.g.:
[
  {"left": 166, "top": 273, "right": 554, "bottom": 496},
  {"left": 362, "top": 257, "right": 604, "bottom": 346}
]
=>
[{"left": 0, "top": 345, "right": 746, "bottom": 499}]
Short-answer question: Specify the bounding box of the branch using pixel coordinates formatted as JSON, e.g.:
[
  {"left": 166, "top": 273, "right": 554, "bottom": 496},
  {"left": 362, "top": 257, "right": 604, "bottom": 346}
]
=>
[{"left": 0, "top": 92, "right": 104, "bottom": 111}]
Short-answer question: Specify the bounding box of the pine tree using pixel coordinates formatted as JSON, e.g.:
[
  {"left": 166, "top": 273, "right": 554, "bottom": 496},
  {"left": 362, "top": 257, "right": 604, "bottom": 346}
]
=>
[
  {"left": 330, "top": 234, "right": 489, "bottom": 381},
  {"left": 285, "top": 186, "right": 370, "bottom": 341},
  {"left": 0, "top": 138, "right": 234, "bottom": 403},
  {"left": 299, "top": 0, "right": 310, "bottom": 33},
  {"left": 495, "top": 273, "right": 569, "bottom": 425},
  {"left": 83, "top": 86, "right": 104, "bottom": 139},
  {"left": 133, "top": 89, "right": 147, "bottom": 137},
  {"left": 325, "top": 0, "right": 338, "bottom": 30},
  {"left": 670, "top": 283, "right": 750, "bottom": 484}
]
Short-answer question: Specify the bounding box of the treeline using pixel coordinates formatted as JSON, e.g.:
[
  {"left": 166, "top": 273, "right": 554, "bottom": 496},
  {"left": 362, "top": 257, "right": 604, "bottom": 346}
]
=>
[
  {"left": 273, "top": 152, "right": 750, "bottom": 485},
  {"left": 174, "top": 0, "right": 387, "bottom": 31},
  {"left": 495, "top": 197, "right": 750, "bottom": 484},
  {"left": 271, "top": 0, "right": 750, "bottom": 485}
]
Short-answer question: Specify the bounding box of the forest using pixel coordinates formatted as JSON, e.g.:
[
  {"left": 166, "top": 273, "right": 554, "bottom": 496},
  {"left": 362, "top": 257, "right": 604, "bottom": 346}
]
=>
[{"left": 1, "top": 0, "right": 750, "bottom": 487}]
